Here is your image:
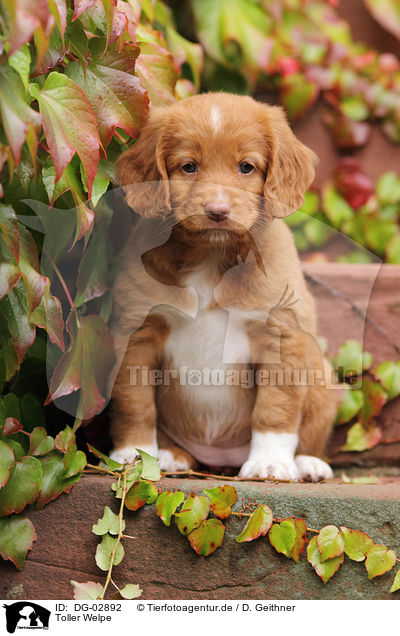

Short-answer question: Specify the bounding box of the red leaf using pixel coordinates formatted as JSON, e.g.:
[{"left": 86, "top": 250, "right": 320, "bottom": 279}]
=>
[
  {"left": 3, "top": 418, "right": 23, "bottom": 436},
  {"left": 37, "top": 72, "right": 100, "bottom": 199},
  {"left": 334, "top": 158, "right": 374, "bottom": 210}
]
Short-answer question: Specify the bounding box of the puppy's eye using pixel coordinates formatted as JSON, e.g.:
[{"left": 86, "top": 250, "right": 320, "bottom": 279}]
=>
[
  {"left": 239, "top": 162, "right": 255, "bottom": 174},
  {"left": 181, "top": 162, "right": 197, "bottom": 174}
]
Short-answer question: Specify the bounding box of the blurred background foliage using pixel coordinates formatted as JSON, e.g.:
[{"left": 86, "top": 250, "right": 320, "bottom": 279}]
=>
[{"left": 0, "top": 0, "right": 399, "bottom": 433}]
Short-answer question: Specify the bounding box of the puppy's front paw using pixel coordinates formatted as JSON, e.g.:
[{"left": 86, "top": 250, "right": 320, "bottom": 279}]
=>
[
  {"left": 158, "top": 448, "right": 195, "bottom": 472},
  {"left": 295, "top": 455, "right": 333, "bottom": 482},
  {"left": 239, "top": 458, "right": 299, "bottom": 481},
  {"left": 109, "top": 444, "right": 158, "bottom": 465}
]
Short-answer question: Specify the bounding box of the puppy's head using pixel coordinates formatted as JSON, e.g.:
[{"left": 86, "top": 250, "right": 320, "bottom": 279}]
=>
[{"left": 116, "top": 93, "right": 317, "bottom": 240}]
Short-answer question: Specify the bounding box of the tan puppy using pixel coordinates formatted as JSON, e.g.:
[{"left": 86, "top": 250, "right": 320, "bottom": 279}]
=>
[{"left": 109, "top": 92, "right": 338, "bottom": 481}]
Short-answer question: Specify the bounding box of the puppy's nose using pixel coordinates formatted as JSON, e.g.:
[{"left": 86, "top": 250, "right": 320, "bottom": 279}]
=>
[{"left": 204, "top": 201, "right": 230, "bottom": 223}]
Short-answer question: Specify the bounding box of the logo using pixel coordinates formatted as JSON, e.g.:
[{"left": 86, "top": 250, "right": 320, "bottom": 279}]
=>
[{"left": 3, "top": 603, "right": 50, "bottom": 634}]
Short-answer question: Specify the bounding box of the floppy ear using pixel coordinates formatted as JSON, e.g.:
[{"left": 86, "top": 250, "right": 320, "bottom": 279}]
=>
[
  {"left": 116, "top": 108, "right": 171, "bottom": 218},
  {"left": 263, "top": 106, "right": 317, "bottom": 218}
]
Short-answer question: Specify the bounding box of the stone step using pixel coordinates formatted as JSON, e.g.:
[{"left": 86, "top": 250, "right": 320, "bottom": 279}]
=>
[{"left": 2, "top": 474, "right": 400, "bottom": 601}]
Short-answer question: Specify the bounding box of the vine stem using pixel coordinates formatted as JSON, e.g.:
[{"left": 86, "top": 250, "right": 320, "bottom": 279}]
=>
[
  {"left": 98, "top": 470, "right": 127, "bottom": 601},
  {"left": 161, "top": 469, "right": 298, "bottom": 484},
  {"left": 43, "top": 248, "right": 75, "bottom": 310},
  {"left": 85, "top": 463, "right": 118, "bottom": 476}
]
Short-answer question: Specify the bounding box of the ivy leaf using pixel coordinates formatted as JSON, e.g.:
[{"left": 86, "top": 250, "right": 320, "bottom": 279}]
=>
[
  {"left": 0, "top": 456, "right": 42, "bottom": 516},
  {"left": 365, "top": 544, "right": 396, "bottom": 579},
  {"left": 364, "top": 218, "right": 398, "bottom": 255},
  {"left": 376, "top": 172, "right": 400, "bottom": 205},
  {"left": 203, "top": 485, "right": 238, "bottom": 519},
  {"left": 74, "top": 210, "right": 111, "bottom": 308},
  {"left": 29, "top": 427, "right": 55, "bottom": 456},
  {"left": 268, "top": 520, "right": 296, "bottom": 558},
  {"left": 291, "top": 518, "right": 308, "bottom": 563},
  {"left": 95, "top": 534, "right": 124, "bottom": 571},
  {"left": 187, "top": 518, "right": 225, "bottom": 556},
  {"left": 307, "top": 536, "right": 344, "bottom": 583},
  {"left": 0, "top": 439, "right": 15, "bottom": 488},
  {"left": 0, "top": 515, "right": 36, "bottom": 569},
  {"left": 340, "top": 527, "right": 373, "bottom": 561},
  {"left": 135, "top": 32, "right": 179, "bottom": 105},
  {"left": 63, "top": 446, "right": 87, "bottom": 478},
  {"left": 30, "top": 281, "right": 64, "bottom": 351},
  {"left": 118, "top": 584, "right": 142, "bottom": 600},
  {"left": 359, "top": 377, "right": 388, "bottom": 424},
  {"left": 317, "top": 525, "right": 345, "bottom": 562},
  {"left": 45, "top": 311, "right": 116, "bottom": 421},
  {"left": 136, "top": 449, "right": 161, "bottom": 481},
  {"left": 321, "top": 184, "right": 354, "bottom": 229},
  {"left": 373, "top": 361, "right": 400, "bottom": 401},
  {"left": 341, "top": 421, "right": 382, "bottom": 452},
  {"left": 323, "top": 110, "right": 370, "bottom": 149},
  {"left": 280, "top": 73, "right": 319, "bottom": 120},
  {"left": 335, "top": 386, "right": 364, "bottom": 425},
  {"left": 87, "top": 444, "right": 122, "bottom": 472},
  {"left": 335, "top": 340, "right": 373, "bottom": 379},
  {"left": 66, "top": 42, "right": 149, "bottom": 149},
  {"left": 0, "top": 280, "right": 36, "bottom": 363},
  {"left": 36, "top": 450, "right": 82, "bottom": 509},
  {"left": 236, "top": 505, "right": 273, "bottom": 543},
  {"left": 36, "top": 72, "right": 100, "bottom": 199},
  {"left": 175, "top": 495, "right": 210, "bottom": 536},
  {"left": 92, "top": 506, "right": 125, "bottom": 536},
  {"left": 0, "top": 65, "right": 41, "bottom": 163},
  {"left": 156, "top": 491, "right": 185, "bottom": 526},
  {"left": 390, "top": 570, "right": 400, "bottom": 593},
  {"left": 71, "top": 580, "right": 103, "bottom": 600},
  {"left": 125, "top": 479, "right": 158, "bottom": 512}
]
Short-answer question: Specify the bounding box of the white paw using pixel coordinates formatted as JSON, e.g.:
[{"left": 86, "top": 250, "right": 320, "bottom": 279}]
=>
[
  {"left": 158, "top": 449, "right": 191, "bottom": 472},
  {"left": 109, "top": 444, "right": 158, "bottom": 465},
  {"left": 239, "top": 458, "right": 300, "bottom": 481},
  {"left": 295, "top": 455, "right": 333, "bottom": 482}
]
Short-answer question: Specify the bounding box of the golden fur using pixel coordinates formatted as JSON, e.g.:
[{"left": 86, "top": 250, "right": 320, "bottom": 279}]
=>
[{"left": 109, "top": 92, "right": 338, "bottom": 481}]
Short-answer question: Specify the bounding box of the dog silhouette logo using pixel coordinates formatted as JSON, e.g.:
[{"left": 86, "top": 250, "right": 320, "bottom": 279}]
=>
[{"left": 3, "top": 602, "right": 50, "bottom": 633}]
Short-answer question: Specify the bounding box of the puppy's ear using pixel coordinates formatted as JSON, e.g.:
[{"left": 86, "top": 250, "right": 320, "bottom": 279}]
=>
[
  {"left": 116, "top": 108, "right": 171, "bottom": 218},
  {"left": 263, "top": 106, "right": 317, "bottom": 218}
]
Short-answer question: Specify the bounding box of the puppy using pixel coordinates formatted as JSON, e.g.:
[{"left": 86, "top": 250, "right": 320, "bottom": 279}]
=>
[{"left": 109, "top": 92, "right": 338, "bottom": 481}]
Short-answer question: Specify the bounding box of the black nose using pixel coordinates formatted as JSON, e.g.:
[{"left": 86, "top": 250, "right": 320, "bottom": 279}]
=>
[{"left": 205, "top": 202, "right": 230, "bottom": 223}]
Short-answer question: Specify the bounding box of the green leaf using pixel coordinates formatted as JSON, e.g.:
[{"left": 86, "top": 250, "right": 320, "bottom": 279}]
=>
[
  {"left": 155, "top": 491, "right": 185, "bottom": 526},
  {"left": 8, "top": 45, "right": 31, "bottom": 89},
  {"left": 45, "top": 311, "right": 116, "bottom": 420},
  {"left": 359, "top": 377, "right": 388, "bottom": 424},
  {"left": 341, "top": 421, "right": 382, "bottom": 452},
  {"left": 373, "top": 361, "right": 400, "bottom": 401},
  {"left": 268, "top": 520, "right": 296, "bottom": 558},
  {"left": 390, "top": 570, "right": 400, "bottom": 593},
  {"left": 87, "top": 444, "right": 122, "bottom": 472},
  {"left": 0, "top": 65, "right": 41, "bottom": 163},
  {"left": 236, "top": 505, "right": 273, "bottom": 543},
  {"left": 0, "top": 439, "right": 15, "bottom": 488},
  {"left": 364, "top": 218, "right": 398, "bottom": 254},
  {"left": 30, "top": 281, "right": 64, "bottom": 351},
  {"left": 365, "top": 544, "right": 396, "bottom": 579},
  {"left": 136, "top": 449, "right": 161, "bottom": 481},
  {"left": 321, "top": 185, "right": 354, "bottom": 229},
  {"left": 341, "top": 96, "right": 369, "bottom": 121},
  {"left": 74, "top": 211, "right": 111, "bottom": 308},
  {"left": 335, "top": 386, "right": 364, "bottom": 425},
  {"left": 125, "top": 479, "right": 158, "bottom": 512},
  {"left": 291, "top": 518, "right": 308, "bottom": 563},
  {"left": 135, "top": 34, "right": 179, "bottom": 106},
  {"left": 386, "top": 233, "right": 400, "bottom": 264},
  {"left": 187, "top": 518, "right": 225, "bottom": 556},
  {"left": 29, "top": 427, "right": 55, "bottom": 456},
  {"left": 118, "top": 584, "right": 142, "bottom": 599},
  {"left": 36, "top": 72, "right": 100, "bottom": 199},
  {"left": 203, "top": 485, "right": 238, "bottom": 519},
  {"left": 0, "top": 515, "right": 36, "bottom": 569},
  {"left": 36, "top": 450, "right": 81, "bottom": 509},
  {"left": 92, "top": 506, "right": 125, "bottom": 536},
  {"left": 0, "top": 456, "right": 42, "bottom": 516},
  {"left": 335, "top": 340, "right": 372, "bottom": 378},
  {"left": 317, "top": 525, "right": 345, "bottom": 562},
  {"left": 71, "top": 580, "right": 103, "bottom": 600},
  {"left": 0, "top": 280, "right": 36, "bottom": 363},
  {"left": 376, "top": 172, "right": 400, "bottom": 205},
  {"left": 307, "top": 536, "right": 344, "bottom": 583},
  {"left": 95, "top": 534, "right": 124, "bottom": 571},
  {"left": 340, "top": 527, "right": 373, "bottom": 561},
  {"left": 280, "top": 73, "right": 319, "bottom": 120},
  {"left": 175, "top": 495, "right": 210, "bottom": 536}
]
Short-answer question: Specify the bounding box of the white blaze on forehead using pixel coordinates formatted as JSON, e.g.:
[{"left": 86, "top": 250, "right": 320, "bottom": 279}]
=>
[{"left": 210, "top": 105, "right": 222, "bottom": 133}]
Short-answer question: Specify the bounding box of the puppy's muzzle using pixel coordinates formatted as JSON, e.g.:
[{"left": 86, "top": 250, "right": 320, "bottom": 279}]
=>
[{"left": 204, "top": 201, "right": 231, "bottom": 223}]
